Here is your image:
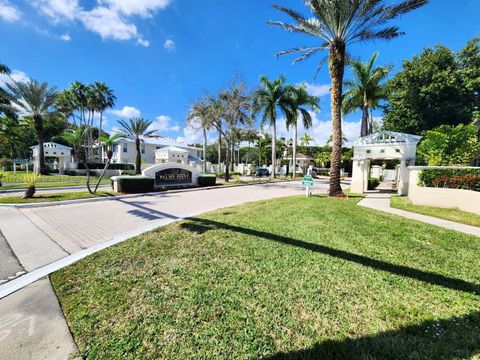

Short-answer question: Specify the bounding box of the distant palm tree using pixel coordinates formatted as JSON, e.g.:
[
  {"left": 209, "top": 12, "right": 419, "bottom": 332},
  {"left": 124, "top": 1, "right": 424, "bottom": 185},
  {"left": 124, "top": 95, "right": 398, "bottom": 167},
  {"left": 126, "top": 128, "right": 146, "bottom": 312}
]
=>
[
  {"left": 187, "top": 98, "right": 211, "bottom": 173},
  {"left": 254, "top": 75, "right": 293, "bottom": 178},
  {"left": 0, "top": 62, "right": 16, "bottom": 118},
  {"left": 94, "top": 133, "right": 122, "bottom": 192},
  {"left": 92, "top": 82, "right": 116, "bottom": 137},
  {"left": 327, "top": 133, "right": 348, "bottom": 146},
  {"left": 343, "top": 52, "right": 392, "bottom": 137},
  {"left": 285, "top": 84, "right": 319, "bottom": 177},
  {"left": 7, "top": 80, "right": 58, "bottom": 174},
  {"left": 118, "top": 118, "right": 156, "bottom": 174},
  {"left": 269, "top": 0, "right": 428, "bottom": 196}
]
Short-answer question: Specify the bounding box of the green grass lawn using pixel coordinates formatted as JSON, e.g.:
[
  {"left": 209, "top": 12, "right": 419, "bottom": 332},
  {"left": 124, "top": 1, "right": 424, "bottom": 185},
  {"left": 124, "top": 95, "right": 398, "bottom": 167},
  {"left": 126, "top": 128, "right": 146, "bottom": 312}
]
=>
[
  {"left": 0, "top": 172, "right": 111, "bottom": 190},
  {"left": 391, "top": 196, "right": 480, "bottom": 227},
  {"left": 0, "top": 191, "right": 116, "bottom": 203},
  {"left": 51, "top": 196, "right": 480, "bottom": 359}
]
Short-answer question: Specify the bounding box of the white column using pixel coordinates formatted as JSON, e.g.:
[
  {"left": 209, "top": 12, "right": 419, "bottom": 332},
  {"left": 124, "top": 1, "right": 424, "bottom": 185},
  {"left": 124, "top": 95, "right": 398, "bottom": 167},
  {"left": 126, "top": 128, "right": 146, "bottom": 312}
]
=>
[
  {"left": 397, "top": 160, "right": 410, "bottom": 195},
  {"left": 351, "top": 159, "right": 367, "bottom": 194}
]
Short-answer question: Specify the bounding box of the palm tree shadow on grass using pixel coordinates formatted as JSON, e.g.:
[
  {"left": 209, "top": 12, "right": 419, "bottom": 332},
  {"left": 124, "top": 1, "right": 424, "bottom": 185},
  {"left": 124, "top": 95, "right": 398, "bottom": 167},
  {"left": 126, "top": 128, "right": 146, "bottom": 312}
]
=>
[
  {"left": 265, "top": 311, "right": 480, "bottom": 359},
  {"left": 180, "top": 218, "right": 480, "bottom": 295},
  {"left": 180, "top": 218, "right": 480, "bottom": 359}
]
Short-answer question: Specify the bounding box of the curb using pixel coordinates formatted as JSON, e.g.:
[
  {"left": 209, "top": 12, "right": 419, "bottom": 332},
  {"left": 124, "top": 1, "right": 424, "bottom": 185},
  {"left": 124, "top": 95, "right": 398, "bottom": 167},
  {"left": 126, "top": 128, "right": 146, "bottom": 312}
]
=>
[{"left": 0, "top": 179, "right": 300, "bottom": 209}]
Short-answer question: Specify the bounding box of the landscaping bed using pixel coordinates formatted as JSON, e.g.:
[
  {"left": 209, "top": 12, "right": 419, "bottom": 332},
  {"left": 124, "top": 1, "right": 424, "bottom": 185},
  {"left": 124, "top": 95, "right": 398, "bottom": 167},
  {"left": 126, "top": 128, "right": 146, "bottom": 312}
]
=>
[
  {"left": 51, "top": 196, "right": 479, "bottom": 359},
  {"left": 391, "top": 196, "right": 480, "bottom": 227}
]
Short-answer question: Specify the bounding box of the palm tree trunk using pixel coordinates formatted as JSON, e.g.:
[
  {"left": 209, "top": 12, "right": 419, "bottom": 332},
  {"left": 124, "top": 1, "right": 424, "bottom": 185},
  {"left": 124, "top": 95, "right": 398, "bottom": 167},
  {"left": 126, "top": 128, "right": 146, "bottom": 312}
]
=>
[
  {"left": 293, "top": 122, "right": 297, "bottom": 178},
  {"left": 328, "top": 44, "right": 346, "bottom": 197},
  {"left": 135, "top": 138, "right": 141, "bottom": 174},
  {"left": 203, "top": 127, "right": 207, "bottom": 173},
  {"left": 225, "top": 138, "right": 231, "bottom": 182},
  {"left": 272, "top": 120, "right": 277, "bottom": 179},
  {"left": 361, "top": 106, "right": 369, "bottom": 137},
  {"left": 218, "top": 133, "right": 222, "bottom": 169},
  {"left": 33, "top": 115, "right": 47, "bottom": 174}
]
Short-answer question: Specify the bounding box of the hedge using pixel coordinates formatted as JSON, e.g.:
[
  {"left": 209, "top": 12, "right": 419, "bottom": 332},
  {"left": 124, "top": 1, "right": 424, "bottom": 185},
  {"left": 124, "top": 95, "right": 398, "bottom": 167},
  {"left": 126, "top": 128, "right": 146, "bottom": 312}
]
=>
[
  {"left": 418, "top": 168, "right": 480, "bottom": 192},
  {"left": 114, "top": 176, "right": 154, "bottom": 193},
  {"left": 367, "top": 177, "right": 380, "bottom": 190},
  {"left": 198, "top": 174, "right": 216, "bottom": 187},
  {"left": 77, "top": 163, "right": 135, "bottom": 170}
]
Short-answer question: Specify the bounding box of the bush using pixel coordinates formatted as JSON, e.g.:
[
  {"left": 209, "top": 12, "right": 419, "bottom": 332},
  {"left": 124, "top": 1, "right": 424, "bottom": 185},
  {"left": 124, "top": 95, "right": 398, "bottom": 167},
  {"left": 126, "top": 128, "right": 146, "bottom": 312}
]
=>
[
  {"left": 368, "top": 177, "right": 380, "bottom": 190},
  {"left": 198, "top": 175, "right": 216, "bottom": 187},
  {"left": 77, "top": 163, "right": 135, "bottom": 170},
  {"left": 114, "top": 176, "right": 154, "bottom": 193},
  {"left": 419, "top": 168, "right": 480, "bottom": 191}
]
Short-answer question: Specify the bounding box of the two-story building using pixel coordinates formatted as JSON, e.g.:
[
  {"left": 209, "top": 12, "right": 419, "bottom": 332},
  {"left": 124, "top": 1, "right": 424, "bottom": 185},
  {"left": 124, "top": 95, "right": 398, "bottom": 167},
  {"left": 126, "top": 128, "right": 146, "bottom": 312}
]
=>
[{"left": 110, "top": 137, "right": 202, "bottom": 165}]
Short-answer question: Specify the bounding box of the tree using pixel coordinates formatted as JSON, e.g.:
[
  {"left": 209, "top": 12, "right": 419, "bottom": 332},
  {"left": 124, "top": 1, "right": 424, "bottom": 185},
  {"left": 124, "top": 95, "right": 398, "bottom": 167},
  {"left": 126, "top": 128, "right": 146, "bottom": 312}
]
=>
[
  {"left": 254, "top": 75, "right": 293, "bottom": 179},
  {"left": 0, "top": 63, "right": 17, "bottom": 119},
  {"left": 187, "top": 98, "right": 211, "bottom": 173},
  {"left": 286, "top": 84, "right": 319, "bottom": 177},
  {"left": 269, "top": 0, "right": 428, "bottom": 196},
  {"left": 383, "top": 37, "right": 480, "bottom": 134},
  {"left": 7, "top": 80, "right": 58, "bottom": 174},
  {"left": 343, "top": 52, "right": 392, "bottom": 136},
  {"left": 117, "top": 118, "right": 156, "bottom": 174},
  {"left": 95, "top": 133, "right": 123, "bottom": 191},
  {"left": 417, "top": 124, "right": 479, "bottom": 166},
  {"left": 327, "top": 133, "right": 348, "bottom": 146},
  {"left": 92, "top": 82, "right": 116, "bottom": 139}
]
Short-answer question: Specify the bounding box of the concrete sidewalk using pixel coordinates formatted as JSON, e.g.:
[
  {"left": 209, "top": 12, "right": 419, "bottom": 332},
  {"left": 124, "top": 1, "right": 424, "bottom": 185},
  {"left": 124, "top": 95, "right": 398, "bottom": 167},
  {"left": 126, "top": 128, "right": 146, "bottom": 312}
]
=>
[{"left": 358, "top": 193, "right": 480, "bottom": 237}]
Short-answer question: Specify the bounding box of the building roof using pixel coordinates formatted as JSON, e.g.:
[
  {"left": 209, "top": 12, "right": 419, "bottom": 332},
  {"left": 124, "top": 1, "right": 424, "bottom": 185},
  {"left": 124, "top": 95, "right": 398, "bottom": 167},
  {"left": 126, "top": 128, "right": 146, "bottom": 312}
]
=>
[
  {"left": 155, "top": 146, "right": 189, "bottom": 153},
  {"left": 31, "top": 142, "right": 72, "bottom": 150},
  {"left": 285, "top": 153, "right": 314, "bottom": 160},
  {"left": 352, "top": 131, "right": 422, "bottom": 147},
  {"left": 114, "top": 135, "right": 200, "bottom": 150}
]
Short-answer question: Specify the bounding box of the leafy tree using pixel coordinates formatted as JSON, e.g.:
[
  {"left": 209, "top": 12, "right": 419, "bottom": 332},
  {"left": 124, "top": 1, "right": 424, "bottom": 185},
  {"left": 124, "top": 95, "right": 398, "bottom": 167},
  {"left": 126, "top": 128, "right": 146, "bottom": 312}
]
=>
[
  {"left": 343, "top": 52, "right": 392, "bottom": 136},
  {"left": 417, "top": 124, "right": 479, "bottom": 166},
  {"left": 7, "top": 80, "right": 58, "bottom": 174},
  {"left": 383, "top": 37, "right": 480, "bottom": 134},
  {"left": 254, "top": 75, "right": 293, "bottom": 179},
  {"left": 269, "top": 0, "right": 428, "bottom": 196},
  {"left": 286, "top": 84, "right": 319, "bottom": 177},
  {"left": 118, "top": 118, "right": 156, "bottom": 174},
  {"left": 94, "top": 133, "right": 123, "bottom": 192}
]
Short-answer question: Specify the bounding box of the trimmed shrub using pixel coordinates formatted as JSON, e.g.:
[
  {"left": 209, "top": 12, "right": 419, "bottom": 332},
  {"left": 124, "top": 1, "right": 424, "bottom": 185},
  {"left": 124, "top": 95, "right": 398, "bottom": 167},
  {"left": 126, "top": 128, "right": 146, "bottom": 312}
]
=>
[
  {"left": 198, "top": 174, "right": 216, "bottom": 187},
  {"left": 115, "top": 176, "right": 154, "bottom": 193},
  {"left": 368, "top": 177, "right": 380, "bottom": 190},
  {"left": 419, "top": 168, "right": 480, "bottom": 191}
]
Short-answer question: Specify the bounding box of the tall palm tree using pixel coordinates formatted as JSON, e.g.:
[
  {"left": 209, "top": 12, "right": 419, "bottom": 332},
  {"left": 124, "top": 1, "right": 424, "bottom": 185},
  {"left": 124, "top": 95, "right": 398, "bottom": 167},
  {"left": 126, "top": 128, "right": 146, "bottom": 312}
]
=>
[
  {"left": 343, "top": 52, "right": 392, "bottom": 137},
  {"left": 285, "top": 84, "right": 319, "bottom": 177},
  {"left": 117, "top": 118, "right": 156, "bottom": 174},
  {"left": 7, "top": 80, "right": 58, "bottom": 174},
  {"left": 187, "top": 98, "right": 211, "bottom": 173},
  {"left": 93, "top": 82, "right": 116, "bottom": 138},
  {"left": 0, "top": 63, "right": 16, "bottom": 118},
  {"left": 254, "top": 75, "right": 294, "bottom": 179},
  {"left": 269, "top": 0, "right": 428, "bottom": 196}
]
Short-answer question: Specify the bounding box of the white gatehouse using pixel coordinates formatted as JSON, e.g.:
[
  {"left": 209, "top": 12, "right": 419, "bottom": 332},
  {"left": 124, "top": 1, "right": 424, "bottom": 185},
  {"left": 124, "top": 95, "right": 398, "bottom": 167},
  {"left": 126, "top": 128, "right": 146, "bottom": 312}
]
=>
[{"left": 351, "top": 131, "right": 422, "bottom": 195}]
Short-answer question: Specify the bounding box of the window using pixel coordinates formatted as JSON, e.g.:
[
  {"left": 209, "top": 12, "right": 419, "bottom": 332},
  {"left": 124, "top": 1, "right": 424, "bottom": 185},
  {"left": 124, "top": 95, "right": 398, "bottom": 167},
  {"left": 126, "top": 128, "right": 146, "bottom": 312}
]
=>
[
  {"left": 141, "top": 144, "right": 145, "bottom": 154},
  {"left": 113, "top": 144, "right": 117, "bottom": 153},
  {"left": 366, "top": 150, "right": 371, "bottom": 154},
  {"left": 395, "top": 149, "right": 401, "bottom": 153},
  {"left": 123, "top": 144, "right": 128, "bottom": 153},
  {"left": 380, "top": 149, "right": 385, "bottom": 154}
]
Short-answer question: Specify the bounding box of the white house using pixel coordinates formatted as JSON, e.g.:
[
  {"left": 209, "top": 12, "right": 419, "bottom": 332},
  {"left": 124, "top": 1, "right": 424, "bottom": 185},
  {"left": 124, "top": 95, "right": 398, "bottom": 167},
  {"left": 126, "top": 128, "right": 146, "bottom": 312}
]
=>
[
  {"left": 31, "top": 142, "right": 73, "bottom": 174},
  {"left": 109, "top": 137, "right": 203, "bottom": 165}
]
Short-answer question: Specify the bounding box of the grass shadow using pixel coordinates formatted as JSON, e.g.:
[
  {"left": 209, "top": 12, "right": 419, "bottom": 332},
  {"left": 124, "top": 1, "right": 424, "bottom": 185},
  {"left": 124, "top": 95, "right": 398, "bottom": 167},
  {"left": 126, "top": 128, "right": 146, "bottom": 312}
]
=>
[{"left": 180, "top": 218, "right": 480, "bottom": 295}]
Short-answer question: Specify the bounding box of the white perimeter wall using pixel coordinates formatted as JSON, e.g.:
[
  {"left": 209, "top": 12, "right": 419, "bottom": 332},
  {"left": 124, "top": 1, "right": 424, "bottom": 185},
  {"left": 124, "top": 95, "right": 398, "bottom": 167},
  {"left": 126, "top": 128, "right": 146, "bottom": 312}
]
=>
[{"left": 408, "top": 167, "right": 480, "bottom": 215}]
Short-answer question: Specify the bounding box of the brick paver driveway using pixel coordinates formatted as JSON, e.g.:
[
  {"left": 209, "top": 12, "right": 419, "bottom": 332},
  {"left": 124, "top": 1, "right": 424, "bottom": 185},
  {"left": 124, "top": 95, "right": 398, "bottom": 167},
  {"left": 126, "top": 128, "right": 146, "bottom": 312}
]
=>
[{"left": 19, "top": 181, "right": 324, "bottom": 258}]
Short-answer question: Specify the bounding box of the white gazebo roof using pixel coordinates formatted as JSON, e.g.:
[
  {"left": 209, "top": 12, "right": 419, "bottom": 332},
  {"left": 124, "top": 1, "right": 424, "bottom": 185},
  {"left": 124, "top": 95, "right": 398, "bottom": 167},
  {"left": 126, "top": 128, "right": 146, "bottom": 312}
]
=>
[
  {"left": 155, "top": 146, "right": 189, "bottom": 153},
  {"left": 31, "top": 142, "right": 73, "bottom": 150},
  {"left": 352, "top": 131, "right": 422, "bottom": 147}
]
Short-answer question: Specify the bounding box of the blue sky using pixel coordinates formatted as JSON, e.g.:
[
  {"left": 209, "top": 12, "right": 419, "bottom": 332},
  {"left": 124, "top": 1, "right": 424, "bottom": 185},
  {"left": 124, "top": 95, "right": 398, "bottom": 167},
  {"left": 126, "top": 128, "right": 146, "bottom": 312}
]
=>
[{"left": 0, "top": 0, "right": 479, "bottom": 145}]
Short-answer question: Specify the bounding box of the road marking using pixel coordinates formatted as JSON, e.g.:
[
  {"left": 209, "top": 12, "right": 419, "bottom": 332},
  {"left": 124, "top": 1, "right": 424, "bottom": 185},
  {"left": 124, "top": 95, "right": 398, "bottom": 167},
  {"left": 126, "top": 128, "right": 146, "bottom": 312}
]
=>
[{"left": 0, "top": 313, "right": 36, "bottom": 341}]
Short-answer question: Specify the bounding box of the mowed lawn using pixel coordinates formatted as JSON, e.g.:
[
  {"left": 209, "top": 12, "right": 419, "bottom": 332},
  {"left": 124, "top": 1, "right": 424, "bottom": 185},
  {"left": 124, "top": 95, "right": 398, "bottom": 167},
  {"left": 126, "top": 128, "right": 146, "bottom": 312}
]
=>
[{"left": 51, "top": 196, "right": 480, "bottom": 359}]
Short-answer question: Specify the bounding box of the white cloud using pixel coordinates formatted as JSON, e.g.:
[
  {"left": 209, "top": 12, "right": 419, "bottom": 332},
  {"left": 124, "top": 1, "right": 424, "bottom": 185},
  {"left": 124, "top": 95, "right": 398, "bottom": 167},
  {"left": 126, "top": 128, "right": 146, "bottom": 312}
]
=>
[
  {"left": 81, "top": 6, "right": 138, "bottom": 41},
  {"left": 263, "top": 111, "right": 361, "bottom": 147},
  {"left": 0, "top": 0, "right": 21, "bottom": 22},
  {"left": 32, "top": 0, "right": 172, "bottom": 45},
  {"left": 148, "top": 115, "right": 180, "bottom": 132},
  {"left": 99, "top": 0, "right": 171, "bottom": 17},
  {"left": 59, "top": 33, "right": 71, "bottom": 41},
  {"left": 164, "top": 39, "right": 175, "bottom": 51},
  {"left": 0, "top": 69, "right": 30, "bottom": 87},
  {"left": 108, "top": 106, "right": 141, "bottom": 118},
  {"left": 304, "top": 83, "right": 330, "bottom": 97},
  {"left": 33, "top": 0, "right": 79, "bottom": 22}
]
